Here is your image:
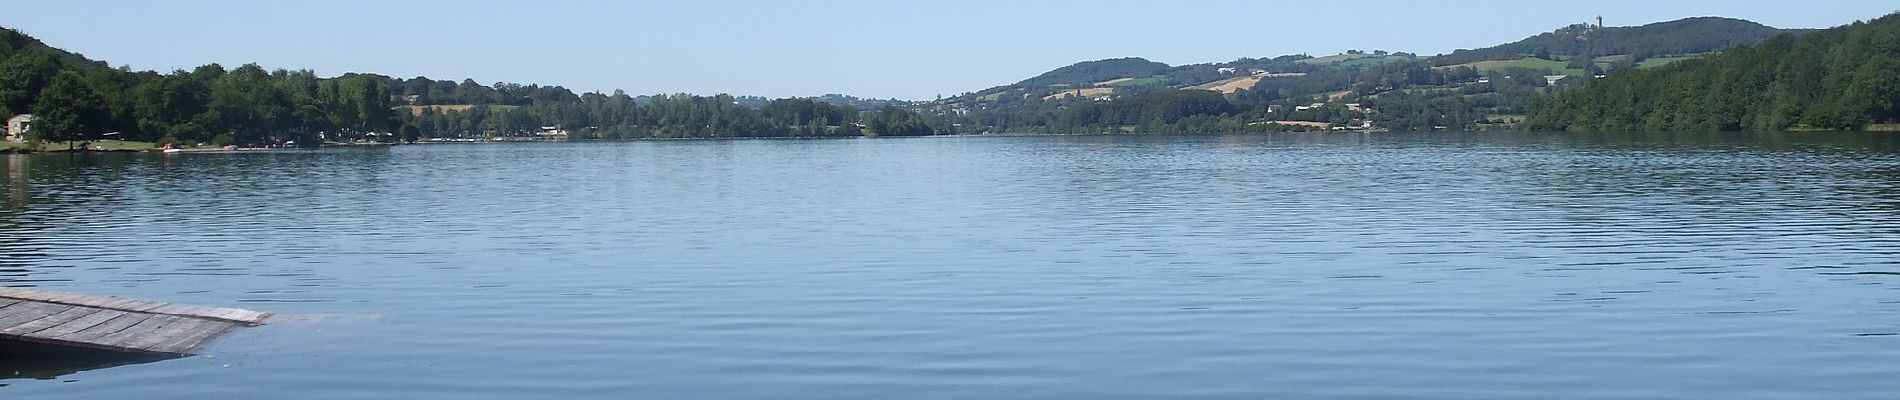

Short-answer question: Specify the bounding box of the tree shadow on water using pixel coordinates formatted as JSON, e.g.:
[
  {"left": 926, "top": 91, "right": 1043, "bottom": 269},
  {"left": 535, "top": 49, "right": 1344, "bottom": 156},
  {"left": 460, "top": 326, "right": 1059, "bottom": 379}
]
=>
[{"left": 0, "top": 341, "right": 176, "bottom": 381}]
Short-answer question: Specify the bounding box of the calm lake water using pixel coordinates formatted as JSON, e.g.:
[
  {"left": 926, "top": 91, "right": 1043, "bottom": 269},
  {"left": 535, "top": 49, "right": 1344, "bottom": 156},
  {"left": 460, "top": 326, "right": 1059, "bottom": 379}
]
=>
[{"left": 2, "top": 132, "right": 1899, "bottom": 399}]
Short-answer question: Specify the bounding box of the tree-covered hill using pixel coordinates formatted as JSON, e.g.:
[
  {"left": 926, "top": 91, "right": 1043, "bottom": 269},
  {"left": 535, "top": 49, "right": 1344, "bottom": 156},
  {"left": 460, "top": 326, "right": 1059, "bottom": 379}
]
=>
[
  {"left": 1013, "top": 57, "right": 1171, "bottom": 88},
  {"left": 923, "top": 15, "right": 1824, "bottom": 134},
  {"left": 1433, "top": 17, "right": 1800, "bottom": 67},
  {"left": 1527, "top": 13, "right": 1900, "bottom": 131},
  {"left": 0, "top": 26, "right": 952, "bottom": 147}
]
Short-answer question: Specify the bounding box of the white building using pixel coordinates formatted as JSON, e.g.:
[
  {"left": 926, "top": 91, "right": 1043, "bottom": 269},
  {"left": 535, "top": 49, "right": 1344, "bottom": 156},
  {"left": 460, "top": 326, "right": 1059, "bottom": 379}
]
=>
[{"left": 5, "top": 114, "right": 31, "bottom": 142}]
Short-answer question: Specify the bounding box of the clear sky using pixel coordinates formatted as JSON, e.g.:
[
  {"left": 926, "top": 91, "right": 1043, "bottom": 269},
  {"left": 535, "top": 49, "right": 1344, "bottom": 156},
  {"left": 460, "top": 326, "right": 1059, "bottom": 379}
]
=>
[{"left": 2, "top": 0, "right": 1894, "bottom": 100}]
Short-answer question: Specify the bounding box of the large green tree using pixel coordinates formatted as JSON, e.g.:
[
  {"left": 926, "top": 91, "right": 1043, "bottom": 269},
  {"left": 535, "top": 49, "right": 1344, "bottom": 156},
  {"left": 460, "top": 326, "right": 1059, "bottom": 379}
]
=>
[{"left": 29, "top": 70, "right": 108, "bottom": 147}]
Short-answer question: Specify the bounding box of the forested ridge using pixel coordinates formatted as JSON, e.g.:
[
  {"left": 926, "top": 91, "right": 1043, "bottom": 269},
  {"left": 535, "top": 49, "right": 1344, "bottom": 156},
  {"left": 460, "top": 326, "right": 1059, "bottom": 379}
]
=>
[
  {"left": 1431, "top": 17, "right": 1800, "bottom": 66},
  {"left": 924, "top": 16, "right": 1832, "bottom": 134},
  {"left": 1527, "top": 13, "right": 1900, "bottom": 131},
  {"left": 5, "top": 12, "right": 1890, "bottom": 147},
  {"left": 0, "top": 26, "right": 949, "bottom": 147}
]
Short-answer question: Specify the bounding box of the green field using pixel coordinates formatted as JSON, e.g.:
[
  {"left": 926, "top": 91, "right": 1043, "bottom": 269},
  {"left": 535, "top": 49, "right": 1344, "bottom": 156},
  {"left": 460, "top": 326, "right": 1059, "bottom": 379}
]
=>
[
  {"left": 1301, "top": 53, "right": 1414, "bottom": 66},
  {"left": 1437, "top": 57, "right": 1594, "bottom": 76},
  {"left": 403, "top": 104, "right": 522, "bottom": 116},
  {"left": 1336, "top": 56, "right": 1414, "bottom": 67},
  {"left": 1442, "top": 54, "right": 1708, "bottom": 76},
  {"left": 1103, "top": 75, "right": 1166, "bottom": 87},
  {"left": 1637, "top": 55, "right": 1702, "bottom": 68},
  {"left": 1300, "top": 53, "right": 1374, "bottom": 64},
  {"left": 1, "top": 139, "right": 158, "bottom": 153}
]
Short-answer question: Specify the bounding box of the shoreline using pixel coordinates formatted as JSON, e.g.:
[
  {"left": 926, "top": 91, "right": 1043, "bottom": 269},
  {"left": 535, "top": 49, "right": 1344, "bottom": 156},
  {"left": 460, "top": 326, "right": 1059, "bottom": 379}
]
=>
[{"left": 4, "top": 129, "right": 1896, "bottom": 154}]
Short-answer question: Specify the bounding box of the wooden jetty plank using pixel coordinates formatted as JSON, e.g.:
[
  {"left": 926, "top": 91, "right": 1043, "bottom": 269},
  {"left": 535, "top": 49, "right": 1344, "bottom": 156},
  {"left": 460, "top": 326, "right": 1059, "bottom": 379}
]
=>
[
  {"left": 144, "top": 320, "right": 237, "bottom": 354},
  {"left": 0, "top": 287, "right": 270, "bottom": 325},
  {"left": 209, "top": 308, "right": 270, "bottom": 325},
  {"left": 0, "top": 302, "right": 70, "bottom": 328},
  {"left": 118, "top": 318, "right": 233, "bottom": 353},
  {"left": 0, "top": 299, "right": 31, "bottom": 312},
  {"left": 0, "top": 288, "right": 269, "bottom": 355},
  {"left": 52, "top": 313, "right": 150, "bottom": 343},
  {"left": 0, "top": 305, "right": 99, "bottom": 335},
  {"left": 93, "top": 315, "right": 185, "bottom": 349},
  {"left": 33, "top": 309, "right": 129, "bottom": 339}
]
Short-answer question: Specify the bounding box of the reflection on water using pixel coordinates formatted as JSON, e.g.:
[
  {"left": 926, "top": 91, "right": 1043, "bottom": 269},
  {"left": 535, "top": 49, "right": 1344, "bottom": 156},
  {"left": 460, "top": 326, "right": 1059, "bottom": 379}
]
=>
[
  {"left": 0, "top": 342, "right": 175, "bottom": 381},
  {"left": 0, "top": 132, "right": 1898, "bottom": 399}
]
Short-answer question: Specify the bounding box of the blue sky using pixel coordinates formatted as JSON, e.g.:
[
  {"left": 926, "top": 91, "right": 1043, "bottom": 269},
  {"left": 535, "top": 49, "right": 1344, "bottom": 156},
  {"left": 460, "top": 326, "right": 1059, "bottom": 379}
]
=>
[{"left": 3, "top": 0, "right": 1894, "bottom": 99}]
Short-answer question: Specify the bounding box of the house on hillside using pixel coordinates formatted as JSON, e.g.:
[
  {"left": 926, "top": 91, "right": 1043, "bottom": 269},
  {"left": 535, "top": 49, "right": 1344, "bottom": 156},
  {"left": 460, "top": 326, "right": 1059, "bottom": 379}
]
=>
[
  {"left": 1543, "top": 75, "right": 1569, "bottom": 86},
  {"left": 1217, "top": 67, "right": 1239, "bottom": 74},
  {"left": 5, "top": 114, "right": 30, "bottom": 142}
]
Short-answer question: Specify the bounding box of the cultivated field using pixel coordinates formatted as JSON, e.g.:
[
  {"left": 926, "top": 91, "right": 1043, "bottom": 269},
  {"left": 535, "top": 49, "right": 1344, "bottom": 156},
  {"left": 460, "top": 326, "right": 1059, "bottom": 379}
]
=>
[
  {"left": 404, "top": 104, "right": 521, "bottom": 116},
  {"left": 1189, "top": 76, "right": 1262, "bottom": 94},
  {"left": 1043, "top": 87, "right": 1115, "bottom": 100}
]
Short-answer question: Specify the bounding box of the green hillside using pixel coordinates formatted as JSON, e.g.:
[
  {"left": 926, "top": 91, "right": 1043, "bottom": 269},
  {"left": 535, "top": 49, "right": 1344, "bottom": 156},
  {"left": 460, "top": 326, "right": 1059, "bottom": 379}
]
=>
[
  {"left": 1528, "top": 13, "right": 1900, "bottom": 131},
  {"left": 923, "top": 15, "right": 1846, "bottom": 134},
  {"left": 1433, "top": 17, "right": 1801, "bottom": 67}
]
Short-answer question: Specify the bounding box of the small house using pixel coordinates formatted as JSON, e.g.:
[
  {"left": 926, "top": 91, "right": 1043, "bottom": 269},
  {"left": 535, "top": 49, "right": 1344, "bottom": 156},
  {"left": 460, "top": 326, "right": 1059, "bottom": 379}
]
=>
[
  {"left": 1543, "top": 75, "right": 1569, "bottom": 86},
  {"left": 5, "top": 114, "right": 30, "bottom": 142},
  {"left": 1216, "top": 67, "right": 1238, "bottom": 74}
]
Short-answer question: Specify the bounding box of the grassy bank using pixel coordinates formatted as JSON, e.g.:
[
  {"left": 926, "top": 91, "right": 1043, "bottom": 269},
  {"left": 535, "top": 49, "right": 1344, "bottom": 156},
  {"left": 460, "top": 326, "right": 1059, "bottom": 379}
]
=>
[{"left": 1, "top": 140, "right": 158, "bottom": 153}]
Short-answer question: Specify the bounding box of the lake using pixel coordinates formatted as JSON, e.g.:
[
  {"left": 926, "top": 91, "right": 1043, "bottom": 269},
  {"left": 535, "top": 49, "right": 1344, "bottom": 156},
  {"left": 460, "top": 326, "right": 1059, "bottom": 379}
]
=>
[{"left": 2, "top": 132, "right": 1898, "bottom": 399}]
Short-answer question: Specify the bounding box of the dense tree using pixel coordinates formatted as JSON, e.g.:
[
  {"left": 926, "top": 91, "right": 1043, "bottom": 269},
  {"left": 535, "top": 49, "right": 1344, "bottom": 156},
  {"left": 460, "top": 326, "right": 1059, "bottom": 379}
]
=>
[
  {"left": 1434, "top": 17, "right": 1800, "bottom": 66},
  {"left": 28, "top": 70, "right": 108, "bottom": 146},
  {"left": 1529, "top": 13, "right": 1900, "bottom": 131}
]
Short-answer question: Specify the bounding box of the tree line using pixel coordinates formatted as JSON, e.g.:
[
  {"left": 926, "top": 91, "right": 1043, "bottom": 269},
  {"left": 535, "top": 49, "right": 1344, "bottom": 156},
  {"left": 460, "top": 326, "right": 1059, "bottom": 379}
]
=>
[
  {"left": 0, "top": 26, "right": 951, "bottom": 147},
  {"left": 1528, "top": 13, "right": 1900, "bottom": 131}
]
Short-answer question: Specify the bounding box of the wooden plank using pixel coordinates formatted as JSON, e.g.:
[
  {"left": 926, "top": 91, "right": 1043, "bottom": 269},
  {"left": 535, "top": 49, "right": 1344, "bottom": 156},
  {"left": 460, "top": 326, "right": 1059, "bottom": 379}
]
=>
[
  {"left": 141, "top": 304, "right": 218, "bottom": 318},
  {"left": 34, "top": 309, "right": 129, "bottom": 338},
  {"left": 145, "top": 320, "right": 237, "bottom": 354},
  {"left": 121, "top": 319, "right": 231, "bottom": 353},
  {"left": 91, "top": 315, "right": 182, "bottom": 349},
  {"left": 53, "top": 312, "right": 149, "bottom": 343},
  {"left": 0, "top": 302, "right": 69, "bottom": 328},
  {"left": 210, "top": 308, "right": 270, "bottom": 324},
  {"left": 0, "top": 299, "right": 31, "bottom": 313},
  {"left": 0, "top": 288, "right": 268, "bottom": 355},
  {"left": 125, "top": 301, "right": 172, "bottom": 312},
  {"left": 96, "top": 298, "right": 143, "bottom": 310},
  {"left": 0, "top": 287, "right": 50, "bottom": 301},
  {"left": 0, "top": 288, "right": 265, "bottom": 324},
  {"left": 0, "top": 305, "right": 99, "bottom": 335}
]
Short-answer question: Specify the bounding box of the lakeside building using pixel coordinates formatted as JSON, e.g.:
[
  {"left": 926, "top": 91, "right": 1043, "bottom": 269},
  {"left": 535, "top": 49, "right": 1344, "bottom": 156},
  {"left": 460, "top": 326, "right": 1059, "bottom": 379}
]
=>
[{"left": 6, "top": 114, "right": 30, "bottom": 142}]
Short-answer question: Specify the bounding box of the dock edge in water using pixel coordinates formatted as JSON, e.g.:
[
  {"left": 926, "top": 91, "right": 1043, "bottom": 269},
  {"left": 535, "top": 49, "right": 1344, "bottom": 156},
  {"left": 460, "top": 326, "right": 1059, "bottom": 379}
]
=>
[{"left": 0, "top": 288, "right": 268, "bottom": 355}]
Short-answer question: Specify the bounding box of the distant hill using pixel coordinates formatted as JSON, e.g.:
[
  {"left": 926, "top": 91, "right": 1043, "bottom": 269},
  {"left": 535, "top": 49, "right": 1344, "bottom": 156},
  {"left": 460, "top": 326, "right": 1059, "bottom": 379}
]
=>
[
  {"left": 922, "top": 15, "right": 1819, "bottom": 133},
  {"left": 950, "top": 15, "right": 1793, "bottom": 110},
  {"left": 0, "top": 28, "right": 116, "bottom": 116},
  {"left": 1013, "top": 57, "right": 1171, "bottom": 88},
  {"left": 1433, "top": 17, "right": 1800, "bottom": 66},
  {"left": 1527, "top": 13, "right": 1900, "bottom": 131}
]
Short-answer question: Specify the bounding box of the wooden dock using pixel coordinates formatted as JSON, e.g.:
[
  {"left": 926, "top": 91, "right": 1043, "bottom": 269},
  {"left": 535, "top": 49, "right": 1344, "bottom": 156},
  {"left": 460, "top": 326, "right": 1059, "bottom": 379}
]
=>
[{"left": 0, "top": 287, "right": 268, "bottom": 355}]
